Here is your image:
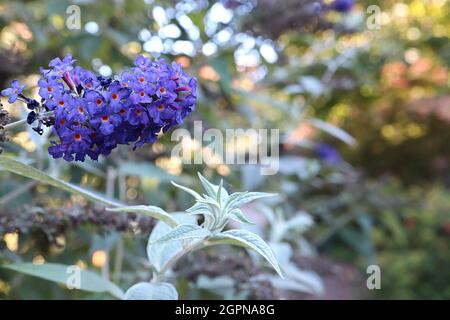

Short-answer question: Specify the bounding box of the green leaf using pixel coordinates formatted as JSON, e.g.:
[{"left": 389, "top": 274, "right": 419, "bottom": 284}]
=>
[
  {"left": 0, "top": 156, "right": 121, "bottom": 207},
  {"left": 213, "top": 229, "right": 283, "bottom": 277},
  {"left": 151, "top": 224, "right": 211, "bottom": 244},
  {"left": 2, "top": 263, "right": 124, "bottom": 299},
  {"left": 106, "top": 205, "right": 178, "bottom": 228},
  {"left": 124, "top": 282, "right": 178, "bottom": 300}
]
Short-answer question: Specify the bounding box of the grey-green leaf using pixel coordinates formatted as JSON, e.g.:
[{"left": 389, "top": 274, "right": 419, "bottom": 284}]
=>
[
  {"left": 151, "top": 224, "right": 211, "bottom": 244},
  {"left": 124, "top": 282, "right": 178, "bottom": 300},
  {"left": 171, "top": 181, "right": 202, "bottom": 200},
  {"left": 147, "top": 214, "right": 196, "bottom": 272},
  {"left": 2, "top": 263, "right": 124, "bottom": 299},
  {"left": 213, "top": 229, "right": 283, "bottom": 277},
  {"left": 0, "top": 156, "right": 121, "bottom": 207},
  {"left": 106, "top": 205, "right": 178, "bottom": 228},
  {"left": 186, "top": 202, "right": 215, "bottom": 217},
  {"left": 226, "top": 192, "right": 276, "bottom": 211},
  {"left": 197, "top": 172, "right": 229, "bottom": 202},
  {"left": 197, "top": 172, "right": 218, "bottom": 198},
  {"left": 228, "top": 208, "right": 255, "bottom": 225}
]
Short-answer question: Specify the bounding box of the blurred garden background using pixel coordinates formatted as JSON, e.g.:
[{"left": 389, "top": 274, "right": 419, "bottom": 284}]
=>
[{"left": 1, "top": 0, "right": 450, "bottom": 299}]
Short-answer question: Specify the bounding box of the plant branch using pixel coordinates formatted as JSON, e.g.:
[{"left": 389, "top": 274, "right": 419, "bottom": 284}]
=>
[
  {"left": 152, "top": 239, "right": 206, "bottom": 282},
  {"left": 4, "top": 118, "right": 27, "bottom": 130},
  {"left": 4, "top": 111, "right": 55, "bottom": 130},
  {"left": 113, "top": 170, "right": 127, "bottom": 283}
]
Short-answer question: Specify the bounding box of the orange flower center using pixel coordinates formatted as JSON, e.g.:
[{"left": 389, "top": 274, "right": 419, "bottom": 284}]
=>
[
  {"left": 112, "top": 93, "right": 118, "bottom": 100},
  {"left": 158, "top": 104, "right": 164, "bottom": 111},
  {"left": 74, "top": 134, "right": 81, "bottom": 141},
  {"left": 101, "top": 115, "right": 109, "bottom": 122},
  {"left": 96, "top": 98, "right": 102, "bottom": 106}
]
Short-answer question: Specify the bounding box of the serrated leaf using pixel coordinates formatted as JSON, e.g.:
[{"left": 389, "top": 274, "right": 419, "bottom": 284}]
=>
[
  {"left": 2, "top": 263, "right": 124, "bottom": 299},
  {"left": 226, "top": 192, "right": 276, "bottom": 211},
  {"left": 124, "top": 282, "right": 178, "bottom": 300},
  {"left": 147, "top": 214, "right": 196, "bottom": 272},
  {"left": 106, "top": 205, "right": 178, "bottom": 228},
  {"left": 151, "top": 224, "right": 211, "bottom": 244},
  {"left": 0, "top": 156, "right": 122, "bottom": 207},
  {"left": 212, "top": 229, "right": 283, "bottom": 277}
]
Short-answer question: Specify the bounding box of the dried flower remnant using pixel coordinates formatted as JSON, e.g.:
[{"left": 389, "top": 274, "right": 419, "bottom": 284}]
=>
[{"left": 0, "top": 103, "right": 11, "bottom": 154}]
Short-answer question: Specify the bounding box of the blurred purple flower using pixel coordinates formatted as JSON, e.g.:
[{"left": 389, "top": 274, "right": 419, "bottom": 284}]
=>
[
  {"left": 331, "top": 0, "right": 354, "bottom": 13},
  {"left": 315, "top": 143, "right": 342, "bottom": 165}
]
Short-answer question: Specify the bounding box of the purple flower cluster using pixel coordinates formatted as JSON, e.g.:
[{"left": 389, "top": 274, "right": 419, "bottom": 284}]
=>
[{"left": 1, "top": 54, "right": 197, "bottom": 161}]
